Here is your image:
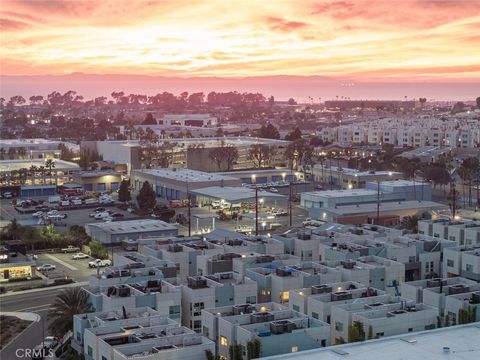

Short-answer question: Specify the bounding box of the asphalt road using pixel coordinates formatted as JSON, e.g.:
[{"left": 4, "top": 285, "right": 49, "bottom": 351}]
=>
[{"left": 0, "top": 286, "right": 76, "bottom": 360}]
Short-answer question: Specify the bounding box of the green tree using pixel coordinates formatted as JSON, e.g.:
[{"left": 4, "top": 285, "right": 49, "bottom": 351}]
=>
[
  {"left": 118, "top": 179, "right": 131, "bottom": 204},
  {"left": 348, "top": 321, "right": 365, "bottom": 342},
  {"left": 39, "top": 224, "right": 64, "bottom": 247},
  {"left": 142, "top": 112, "right": 156, "bottom": 125},
  {"left": 228, "top": 343, "right": 243, "bottom": 360},
  {"left": 285, "top": 127, "right": 302, "bottom": 141},
  {"left": 258, "top": 123, "right": 280, "bottom": 139},
  {"left": 137, "top": 181, "right": 156, "bottom": 215},
  {"left": 247, "top": 144, "right": 276, "bottom": 168},
  {"left": 45, "top": 158, "right": 56, "bottom": 184},
  {"left": 88, "top": 240, "right": 108, "bottom": 259},
  {"left": 247, "top": 338, "right": 261, "bottom": 359},
  {"left": 48, "top": 287, "right": 93, "bottom": 337},
  {"left": 400, "top": 215, "right": 419, "bottom": 233},
  {"left": 367, "top": 325, "right": 373, "bottom": 340}
]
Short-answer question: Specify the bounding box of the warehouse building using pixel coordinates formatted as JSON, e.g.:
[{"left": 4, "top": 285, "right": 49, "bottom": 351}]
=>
[{"left": 85, "top": 219, "right": 178, "bottom": 245}]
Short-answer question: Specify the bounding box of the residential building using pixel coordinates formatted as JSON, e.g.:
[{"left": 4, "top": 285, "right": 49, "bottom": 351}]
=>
[
  {"left": 443, "top": 246, "right": 480, "bottom": 281},
  {"left": 201, "top": 303, "right": 331, "bottom": 359},
  {"left": 181, "top": 273, "right": 257, "bottom": 333}
]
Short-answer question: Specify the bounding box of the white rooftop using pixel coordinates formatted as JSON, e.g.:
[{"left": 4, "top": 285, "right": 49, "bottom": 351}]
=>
[
  {"left": 303, "top": 189, "right": 378, "bottom": 198},
  {"left": 0, "top": 159, "right": 80, "bottom": 172},
  {"left": 191, "top": 186, "right": 286, "bottom": 202},
  {"left": 133, "top": 168, "right": 238, "bottom": 182},
  {"left": 261, "top": 322, "right": 480, "bottom": 360},
  {"left": 313, "top": 166, "right": 402, "bottom": 177},
  {"left": 86, "top": 219, "right": 177, "bottom": 234},
  {"left": 327, "top": 201, "right": 448, "bottom": 216}
]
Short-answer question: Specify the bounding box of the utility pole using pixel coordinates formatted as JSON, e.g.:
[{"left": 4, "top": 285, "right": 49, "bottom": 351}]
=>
[
  {"left": 376, "top": 180, "right": 380, "bottom": 225},
  {"left": 186, "top": 179, "right": 191, "bottom": 237},
  {"left": 450, "top": 181, "right": 457, "bottom": 219},
  {"left": 255, "top": 182, "right": 259, "bottom": 236},
  {"left": 289, "top": 168, "right": 293, "bottom": 227}
]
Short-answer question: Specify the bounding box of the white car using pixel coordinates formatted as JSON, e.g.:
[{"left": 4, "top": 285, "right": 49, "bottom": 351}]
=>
[
  {"left": 72, "top": 252, "right": 88, "bottom": 260},
  {"left": 32, "top": 211, "right": 45, "bottom": 218},
  {"left": 269, "top": 187, "right": 278, "bottom": 193},
  {"left": 88, "top": 259, "right": 111, "bottom": 268},
  {"left": 94, "top": 212, "right": 110, "bottom": 220},
  {"left": 47, "top": 210, "right": 59, "bottom": 216},
  {"left": 36, "top": 264, "right": 56, "bottom": 272}
]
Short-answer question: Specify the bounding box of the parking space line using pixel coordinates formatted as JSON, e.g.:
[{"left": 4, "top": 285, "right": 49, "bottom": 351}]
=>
[{"left": 45, "top": 254, "right": 78, "bottom": 271}]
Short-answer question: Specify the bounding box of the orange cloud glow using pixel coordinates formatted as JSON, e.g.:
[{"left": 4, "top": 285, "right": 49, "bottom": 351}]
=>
[{"left": 1, "top": 0, "right": 479, "bottom": 80}]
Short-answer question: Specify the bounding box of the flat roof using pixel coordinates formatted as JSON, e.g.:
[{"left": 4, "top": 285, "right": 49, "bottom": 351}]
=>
[
  {"left": 75, "top": 171, "right": 123, "bottom": 178},
  {"left": 303, "top": 189, "right": 378, "bottom": 198},
  {"left": 328, "top": 201, "right": 448, "bottom": 216},
  {"left": 86, "top": 219, "right": 177, "bottom": 234},
  {"left": 132, "top": 168, "right": 238, "bottom": 182},
  {"left": 375, "top": 180, "right": 429, "bottom": 187},
  {"left": 191, "top": 186, "right": 286, "bottom": 202},
  {"left": 313, "top": 166, "right": 402, "bottom": 177},
  {"left": 0, "top": 159, "right": 80, "bottom": 172},
  {"left": 262, "top": 322, "right": 480, "bottom": 360}
]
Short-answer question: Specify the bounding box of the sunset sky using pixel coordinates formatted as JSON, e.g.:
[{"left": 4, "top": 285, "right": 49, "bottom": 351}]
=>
[{"left": 1, "top": 0, "right": 480, "bottom": 81}]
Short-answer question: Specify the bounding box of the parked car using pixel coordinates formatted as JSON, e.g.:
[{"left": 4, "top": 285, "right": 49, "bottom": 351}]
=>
[
  {"left": 72, "top": 252, "right": 88, "bottom": 260},
  {"left": 32, "top": 211, "right": 45, "bottom": 218},
  {"left": 269, "top": 187, "right": 279, "bottom": 193},
  {"left": 47, "top": 210, "right": 59, "bottom": 216},
  {"left": 42, "top": 336, "right": 59, "bottom": 349},
  {"left": 273, "top": 209, "right": 288, "bottom": 216},
  {"left": 94, "top": 212, "right": 110, "bottom": 220},
  {"left": 94, "top": 207, "right": 106, "bottom": 213},
  {"left": 36, "top": 264, "right": 56, "bottom": 272},
  {"left": 88, "top": 259, "right": 111, "bottom": 268},
  {"left": 61, "top": 245, "right": 80, "bottom": 253},
  {"left": 111, "top": 212, "right": 124, "bottom": 218}
]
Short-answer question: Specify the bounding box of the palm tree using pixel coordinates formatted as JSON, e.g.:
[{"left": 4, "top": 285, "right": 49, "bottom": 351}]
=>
[
  {"left": 29, "top": 165, "right": 38, "bottom": 185},
  {"left": 17, "top": 147, "right": 27, "bottom": 159},
  {"left": 401, "top": 215, "right": 419, "bottom": 233},
  {"left": 45, "top": 158, "right": 56, "bottom": 185},
  {"left": 38, "top": 165, "right": 46, "bottom": 184},
  {"left": 48, "top": 287, "right": 92, "bottom": 338}
]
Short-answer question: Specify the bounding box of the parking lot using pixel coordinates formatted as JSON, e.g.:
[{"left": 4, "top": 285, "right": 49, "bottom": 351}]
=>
[{"left": 35, "top": 251, "right": 108, "bottom": 282}]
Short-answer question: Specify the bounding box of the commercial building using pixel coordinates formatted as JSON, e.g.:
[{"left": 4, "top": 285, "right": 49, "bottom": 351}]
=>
[
  {"left": 71, "top": 171, "right": 123, "bottom": 193},
  {"left": 82, "top": 136, "right": 289, "bottom": 173},
  {"left": 130, "top": 168, "right": 241, "bottom": 200},
  {"left": 0, "top": 158, "right": 80, "bottom": 187},
  {"left": 201, "top": 303, "right": 331, "bottom": 359},
  {"left": 312, "top": 166, "right": 403, "bottom": 189},
  {"left": 0, "top": 245, "right": 36, "bottom": 281},
  {"left": 181, "top": 273, "right": 258, "bottom": 333},
  {"left": 0, "top": 138, "right": 79, "bottom": 159},
  {"left": 85, "top": 219, "right": 178, "bottom": 245},
  {"left": 260, "top": 322, "right": 480, "bottom": 360}
]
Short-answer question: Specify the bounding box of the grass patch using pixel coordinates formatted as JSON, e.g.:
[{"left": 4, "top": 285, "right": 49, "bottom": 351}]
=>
[{"left": 0, "top": 315, "right": 32, "bottom": 350}]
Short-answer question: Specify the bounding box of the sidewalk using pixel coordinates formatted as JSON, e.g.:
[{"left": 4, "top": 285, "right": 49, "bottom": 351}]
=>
[
  {"left": 0, "top": 281, "right": 89, "bottom": 298},
  {"left": 0, "top": 311, "right": 41, "bottom": 322}
]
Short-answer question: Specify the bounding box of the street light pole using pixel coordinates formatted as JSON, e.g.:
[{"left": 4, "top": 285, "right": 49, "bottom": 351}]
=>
[
  {"left": 186, "top": 177, "right": 191, "bottom": 237},
  {"left": 252, "top": 175, "right": 259, "bottom": 236},
  {"left": 289, "top": 169, "right": 293, "bottom": 227},
  {"left": 376, "top": 180, "right": 380, "bottom": 225}
]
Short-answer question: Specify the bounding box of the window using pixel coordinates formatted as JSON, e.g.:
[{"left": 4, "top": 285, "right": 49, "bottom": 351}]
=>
[
  {"left": 376, "top": 332, "right": 384, "bottom": 337},
  {"left": 408, "top": 328, "right": 413, "bottom": 332},
  {"left": 425, "top": 324, "right": 435, "bottom": 330},
  {"left": 280, "top": 291, "right": 290, "bottom": 303},
  {"left": 76, "top": 332, "right": 81, "bottom": 342},
  {"left": 169, "top": 305, "right": 181, "bottom": 318},
  {"left": 246, "top": 296, "right": 256, "bottom": 304},
  {"left": 291, "top": 346, "right": 298, "bottom": 353},
  {"left": 447, "top": 259, "right": 454, "bottom": 267},
  {"left": 102, "top": 357, "right": 108, "bottom": 360},
  {"left": 311, "top": 312, "right": 319, "bottom": 319},
  {"left": 193, "top": 320, "right": 201, "bottom": 331},
  {"left": 292, "top": 304, "right": 300, "bottom": 312},
  {"left": 466, "top": 264, "right": 473, "bottom": 272},
  {"left": 87, "top": 346, "right": 93, "bottom": 356},
  {"left": 220, "top": 336, "right": 228, "bottom": 347},
  {"left": 335, "top": 322, "right": 343, "bottom": 331},
  {"left": 203, "top": 326, "right": 209, "bottom": 337},
  {"left": 321, "top": 340, "right": 327, "bottom": 347}
]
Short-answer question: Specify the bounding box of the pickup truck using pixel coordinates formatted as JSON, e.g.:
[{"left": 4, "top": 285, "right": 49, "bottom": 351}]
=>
[
  {"left": 88, "top": 259, "right": 112, "bottom": 268},
  {"left": 72, "top": 252, "right": 89, "bottom": 260},
  {"left": 61, "top": 245, "right": 80, "bottom": 253}
]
